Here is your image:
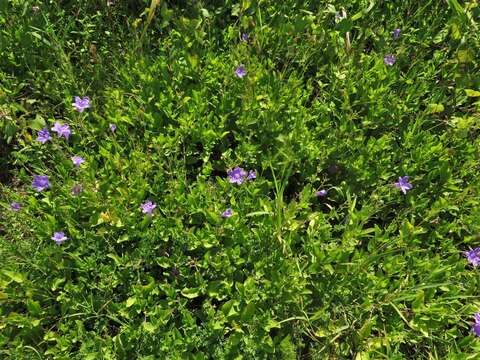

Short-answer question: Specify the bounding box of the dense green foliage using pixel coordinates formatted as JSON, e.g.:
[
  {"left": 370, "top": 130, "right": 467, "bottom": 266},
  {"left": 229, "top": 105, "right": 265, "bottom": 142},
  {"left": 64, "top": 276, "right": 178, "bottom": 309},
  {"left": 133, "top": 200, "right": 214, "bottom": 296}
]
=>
[{"left": 2, "top": 0, "right": 480, "bottom": 358}]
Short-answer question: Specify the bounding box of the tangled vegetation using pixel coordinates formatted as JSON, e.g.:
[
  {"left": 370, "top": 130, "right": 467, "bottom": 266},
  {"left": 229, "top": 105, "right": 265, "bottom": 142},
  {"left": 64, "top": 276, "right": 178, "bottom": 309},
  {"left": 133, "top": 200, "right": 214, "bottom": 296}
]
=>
[{"left": 1, "top": 1, "right": 480, "bottom": 358}]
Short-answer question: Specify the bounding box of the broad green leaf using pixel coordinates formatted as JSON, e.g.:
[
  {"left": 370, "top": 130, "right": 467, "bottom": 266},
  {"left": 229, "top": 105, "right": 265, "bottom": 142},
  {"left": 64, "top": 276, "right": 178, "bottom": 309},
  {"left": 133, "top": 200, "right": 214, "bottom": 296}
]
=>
[
  {"left": 240, "top": 302, "right": 256, "bottom": 321},
  {"left": 30, "top": 115, "right": 46, "bottom": 130},
  {"left": 221, "top": 299, "right": 238, "bottom": 318}
]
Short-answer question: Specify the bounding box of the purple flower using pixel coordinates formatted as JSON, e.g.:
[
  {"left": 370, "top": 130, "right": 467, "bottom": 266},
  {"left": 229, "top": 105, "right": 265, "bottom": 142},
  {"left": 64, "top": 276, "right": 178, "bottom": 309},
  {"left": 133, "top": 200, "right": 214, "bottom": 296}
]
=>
[
  {"left": 473, "top": 313, "right": 480, "bottom": 336},
  {"left": 241, "top": 33, "right": 249, "bottom": 42},
  {"left": 247, "top": 170, "right": 256, "bottom": 180},
  {"left": 72, "top": 96, "right": 91, "bottom": 112},
  {"left": 51, "top": 122, "right": 71, "bottom": 139},
  {"left": 109, "top": 123, "right": 116, "bottom": 133},
  {"left": 464, "top": 248, "right": 480, "bottom": 267},
  {"left": 392, "top": 28, "right": 401, "bottom": 40},
  {"left": 235, "top": 65, "right": 247, "bottom": 78},
  {"left": 71, "top": 156, "right": 85, "bottom": 168},
  {"left": 71, "top": 184, "right": 83, "bottom": 196},
  {"left": 221, "top": 208, "right": 233, "bottom": 218},
  {"left": 51, "top": 231, "right": 68, "bottom": 245},
  {"left": 394, "top": 176, "right": 412, "bottom": 194},
  {"left": 315, "top": 189, "right": 327, "bottom": 197},
  {"left": 140, "top": 200, "right": 156, "bottom": 215},
  {"left": 32, "top": 175, "right": 50, "bottom": 192},
  {"left": 36, "top": 128, "right": 51, "bottom": 144},
  {"left": 384, "top": 54, "right": 396, "bottom": 66},
  {"left": 228, "top": 167, "right": 248, "bottom": 185},
  {"left": 10, "top": 202, "right": 22, "bottom": 211},
  {"left": 473, "top": 323, "right": 480, "bottom": 337},
  {"left": 51, "top": 122, "right": 62, "bottom": 134}
]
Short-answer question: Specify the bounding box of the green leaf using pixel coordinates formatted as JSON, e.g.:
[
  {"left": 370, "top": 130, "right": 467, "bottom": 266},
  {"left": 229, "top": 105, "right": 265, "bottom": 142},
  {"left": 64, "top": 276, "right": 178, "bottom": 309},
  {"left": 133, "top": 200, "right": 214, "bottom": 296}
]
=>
[
  {"left": 29, "top": 31, "right": 51, "bottom": 46},
  {"left": 457, "top": 50, "right": 473, "bottom": 63},
  {"left": 240, "top": 302, "right": 256, "bottom": 321},
  {"left": 207, "top": 281, "right": 222, "bottom": 299},
  {"left": 246, "top": 211, "right": 271, "bottom": 217},
  {"left": 350, "top": 0, "right": 375, "bottom": 21},
  {"left": 200, "top": 8, "right": 210, "bottom": 18},
  {"left": 231, "top": 3, "right": 241, "bottom": 17},
  {"left": 264, "top": 318, "right": 280, "bottom": 331},
  {"left": 450, "top": 22, "right": 461, "bottom": 40},
  {"left": 221, "top": 299, "right": 238, "bottom": 318},
  {"left": 181, "top": 287, "right": 200, "bottom": 299},
  {"left": 357, "top": 316, "right": 375, "bottom": 341},
  {"left": 2, "top": 270, "right": 25, "bottom": 283},
  {"left": 427, "top": 103, "right": 444, "bottom": 114},
  {"left": 106, "top": 253, "right": 122, "bottom": 266},
  {"left": 117, "top": 234, "right": 129, "bottom": 243},
  {"left": 142, "top": 321, "right": 156, "bottom": 333},
  {"left": 433, "top": 28, "right": 449, "bottom": 44},
  {"left": 337, "top": 19, "right": 353, "bottom": 34},
  {"left": 447, "top": 0, "right": 464, "bottom": 15},
  {"left": 350, "top": 11, "right": 361, "bottom": 21},
  {"left": 465, "top": 89, "right": 480, "bottom": 97},
  {"left": 30, "top": 115, "right": 46, "bottom": 130},
  {"left": 51, "top": 277, "right": 65, "bottom": 291},
  {"left": 126, "top": 297, "right": 136, "bottom": 307},
  {"left": 156, "top": 257, "right": 171, "bottom": 268},
  {"left": 412, "top": 290, "right": 425, "bottom": 311},
  {"left": 27, "top": 299, "right": 41, "bottom": 316}
]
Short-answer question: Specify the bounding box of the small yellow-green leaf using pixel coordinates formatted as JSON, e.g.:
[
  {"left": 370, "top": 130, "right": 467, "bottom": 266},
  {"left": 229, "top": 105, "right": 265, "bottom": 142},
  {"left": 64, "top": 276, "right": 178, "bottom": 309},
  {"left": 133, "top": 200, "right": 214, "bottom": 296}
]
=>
[
  {"left": 126, "top": 297, "right": 136, "bottom": 307},
  {"left": 143, "top": 321, "right": 156, "bottom": 333},
  {"left": 117, "top": 234, "right": 129, "bottom": 243},
  {"left": 465, "top": 89, "right": 480, "bottom": 97},
  {"left": 264, "top": 318, "right": 280, "bottom": 331},
  {"left": 181, "top": 287, "right": 200, "bottom": 299},
  {"left": 156, "top": 257, "right": 170, "bottom": 268},
  {"left": 450, "top": 22, "right": 461, "bottom": 40},
  {"left": 51, "top": 277, "right": 65, "bottom": 291},
  {"left": 350, "top": 10, "right": 363, "bottom": 21},
  {"left": 427, "top": 103, "right": 444, "bottom": 114}
]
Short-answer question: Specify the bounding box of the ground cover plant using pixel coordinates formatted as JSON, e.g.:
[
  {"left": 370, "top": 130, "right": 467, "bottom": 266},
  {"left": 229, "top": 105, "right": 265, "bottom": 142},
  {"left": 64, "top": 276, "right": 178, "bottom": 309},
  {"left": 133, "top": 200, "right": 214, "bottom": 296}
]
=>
[{"left": 1, "top": 0, "right": 480, "bottom": 358}]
